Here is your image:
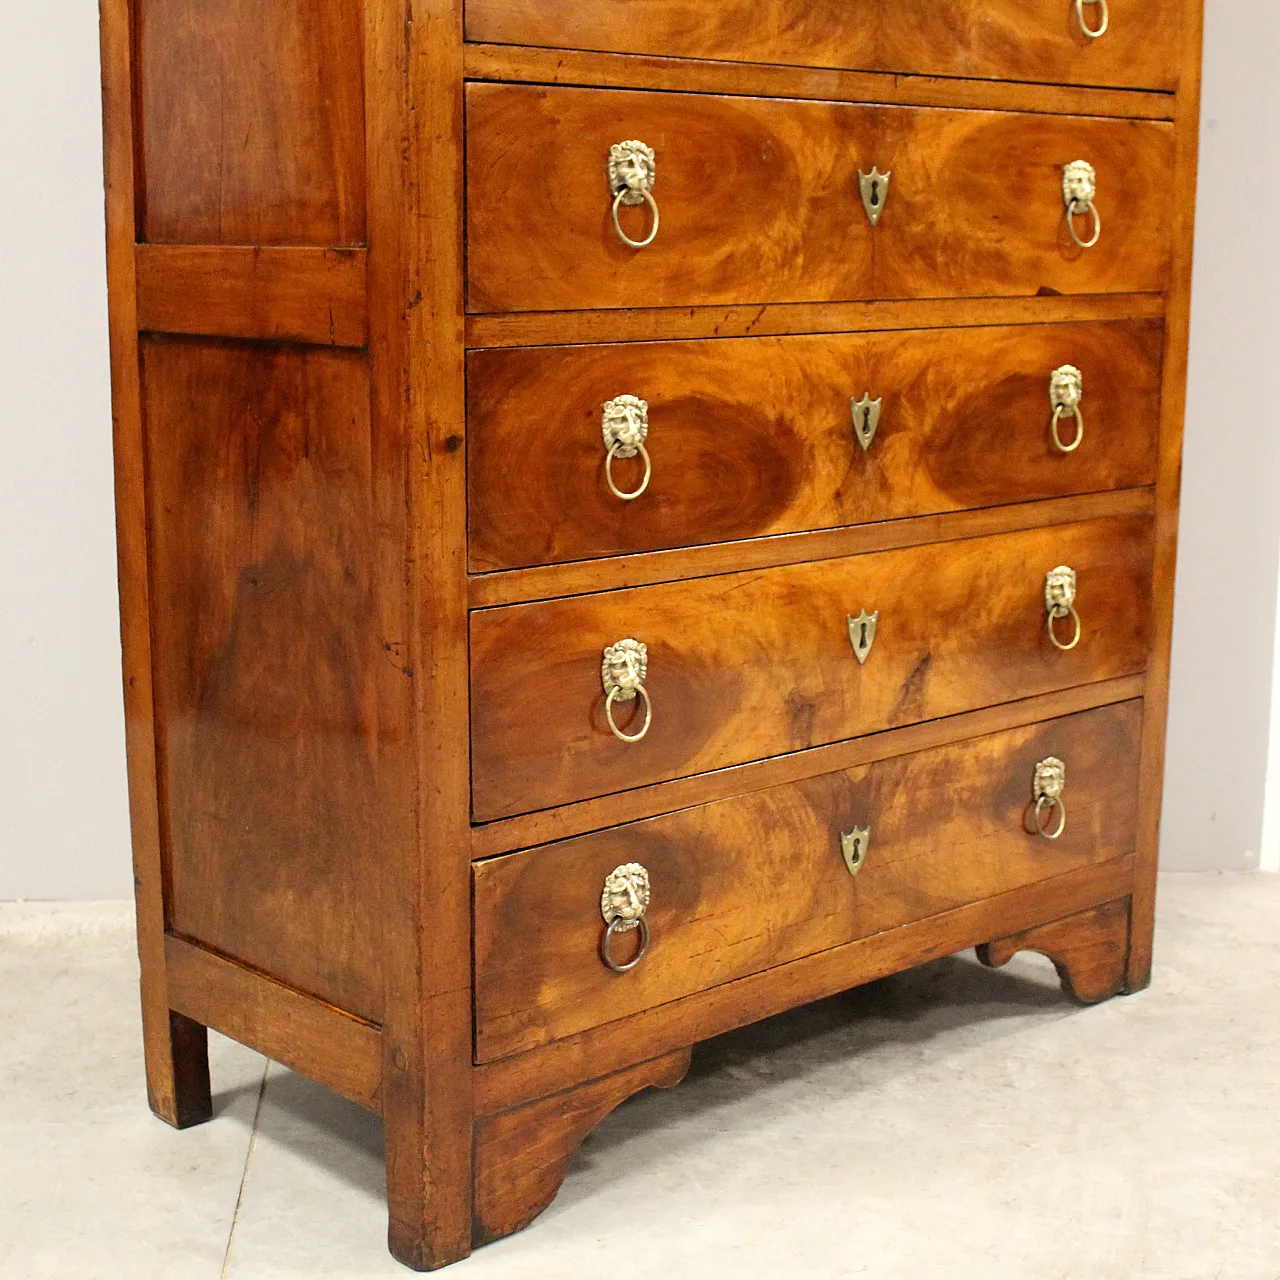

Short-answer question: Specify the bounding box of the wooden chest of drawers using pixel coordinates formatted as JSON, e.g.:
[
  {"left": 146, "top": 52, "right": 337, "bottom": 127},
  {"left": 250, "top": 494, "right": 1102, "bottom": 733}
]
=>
[{"left": 99, "top": 0, "right": 1203, "bottom": 1268}]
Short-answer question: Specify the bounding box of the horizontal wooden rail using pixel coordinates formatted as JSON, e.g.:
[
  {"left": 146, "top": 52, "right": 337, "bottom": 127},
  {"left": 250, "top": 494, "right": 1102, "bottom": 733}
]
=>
[
  {"left": 165, "top": 935, "right": 383, "bottom": 1112},
  {"left": 135, "top": 244, "right": 369, "bottom": 347}
]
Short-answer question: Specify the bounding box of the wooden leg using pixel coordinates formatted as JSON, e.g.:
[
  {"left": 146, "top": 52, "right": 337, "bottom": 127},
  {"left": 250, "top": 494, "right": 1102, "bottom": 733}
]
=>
[
  {"left": 144, "top": 1008, "right": 213, "bottom": 1130},
  {"left": 976, "top": 897, "right": 1131, "bottom": 1004},
  {"left": 472, "top": 1048, "right": 693, "bottom": 1247}
]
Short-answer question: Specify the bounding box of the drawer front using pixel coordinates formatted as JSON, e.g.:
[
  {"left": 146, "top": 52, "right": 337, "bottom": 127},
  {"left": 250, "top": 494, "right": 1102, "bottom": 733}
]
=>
[
  {"left": 468, "top": 319, "right": 1163, "bottom": 572},
  {"left": 467, "top": 1, "right": 1180, "bottom": 93},
  {"left": 470, "top": 514, "right": 1152, "bottom": 819},
  {"left": 466, "top": 86, "right": 1174, "bottom": 314},
  {"left": 474, "top": 700, "right": 1142, "bottom": 1062}
]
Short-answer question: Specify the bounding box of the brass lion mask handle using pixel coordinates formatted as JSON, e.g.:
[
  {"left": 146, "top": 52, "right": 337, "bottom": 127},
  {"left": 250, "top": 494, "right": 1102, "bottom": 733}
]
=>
[
  {"left": 1032, "top": 757, "right": 1067, "bottom": 839},
  {"left": 601, "top": 862, "right": 651, "bottom": 972},
  {"left": 1045, "top": 566, "right": 1082, "bottom": 652},
  {"left": 609, "top": 140, "right": 660, "bottom": 249},
  {"left": 1049, "top": 365, "right": 1085, "bottom": 454},
  {"left": 602, "top": 396, "right": 652, "bottom": 500},
  {"left": 1062, "top": 160, "right": 1102, "bottom": 249},
  {"left": 1075, "top": 0, "right": 1109, "bottom": 38},
  {"left": 602, "top": 638, "right": 653, "bottom": 743}
]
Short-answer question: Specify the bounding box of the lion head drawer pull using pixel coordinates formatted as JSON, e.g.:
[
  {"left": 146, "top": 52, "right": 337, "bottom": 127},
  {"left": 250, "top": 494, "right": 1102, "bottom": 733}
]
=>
[
  {"left": 601, "top": 862, "right": 651, "bottom": 973},
  {"left": 1044, "top": 566, "right": 1082, "bottom": 652},
  {"left": 602, "top": 395, "right": 652, "bottom": 500},
  {"left": 602, "top": 639, "right": 653, "bottom": 743},
  {"left": 1049, "top": 365, "right": 1085, "bottom": 454},
  {"left": 1075, "top": 0, "right": 1109, "bottom": 38},
  {"left": 1032, "top": 757, "right": 1068, "bottom": 839},
  {"left": 858, "top": 167, "right": 891, "bottom": 227},
  {"left": 1062, "top": 161, "right": 1102, "bottom": 249},
  {"left": 841, "top": 825, "right": 872, "bottom": 878},
  {"left": 608, "top": 140, "right": 660, "bottom": 250}
]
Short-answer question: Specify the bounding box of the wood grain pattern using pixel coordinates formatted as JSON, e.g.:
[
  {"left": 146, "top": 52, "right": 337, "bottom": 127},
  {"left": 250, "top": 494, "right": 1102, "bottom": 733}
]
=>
[
  {"left": 135, "top": 245, "right": 369, "bottom": 346},
  {"left": 1129, "top": 0, "right": 1205, "bottom": 992},
  {"left": 474, "top": 856, "right": 1135, "bottom": 1113},
  {"left": 100, "top": 0, "right": 214, "bottom": 1131},
  {"left": 143, "top": 336, "right": 384, "bottom": 1024},
  {"left": 166, "top": 935, "right": 384, "bottom": 1112},
  {"left": 466, "top": 86, "right": 1174, "bottom": 314},
  {"left": 468, "top": 320, "right": 1163, "bottom": 571},
  {"left": 471, "top": 515, "right": 1153, "bottom": 820},
  {"left": 464, "top": 44, "right": 1177, "bottom": 124},
  {"left": 136, "top": 0, "right": 367, "bottom": 245},
  {"left": 466, "top": 0, "right": 1180, "bottom": 92},
  {"left": 977, "top": 897, "right": 1131, "bottom": 1003},
  {"left": 472, "top": 1049, "right": 691, "bottom": 1242},
  {"left": 475, "top": 701, "right": 1142, "bottom": 1062}
]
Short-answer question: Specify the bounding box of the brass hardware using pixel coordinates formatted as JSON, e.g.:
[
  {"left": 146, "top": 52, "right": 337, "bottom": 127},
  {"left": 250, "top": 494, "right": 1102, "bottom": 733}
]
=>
[
  {"left": 1062, "top": 161, "right": 1101, "bottom": 249},
  {"left": 841, "top": 826, "right": 871, "bottom": 877},
  {"left": 602, "top": 638, "right": 653, "bottom": 743},
  {"left": 608, "top": 140, "right": 660, "bottom": 249},
  {"left": 1032, "top": 757, "right": 1067, "bottom": 840},
  {"left": 847, "top": 610, "right": 879, "bottom": 665},
  {"left": 602, "top": 395, "right": 652, "bottom": 501},
  {"left": 1044, "top": 566, "right": 1082, "bottom": 652},
  {"left": 858, "top": 168, "right": 891, "bottom": 227},
  {"left": 1049, "top": 365, "right": 1085, "bottom": 454},
  {"left": 851, "top": 394, "right": 882, "bottom": 451},
  {"left": 601, "top": 862, "right": 652, "bottom": 972},
  {"left": 1075, "top": 0, "right": 1109, "bottom": 38}
]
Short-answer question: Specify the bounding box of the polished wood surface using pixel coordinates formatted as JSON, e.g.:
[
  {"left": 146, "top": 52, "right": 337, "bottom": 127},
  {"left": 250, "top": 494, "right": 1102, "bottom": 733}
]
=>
[
  {"left": 135, "top": 245, "right": 369, "bottom": 347},
  {"left": 166, "top": 935, "right": 384, "bottom": 1112},
  {"left": 472, "top": 1049, "right": 691, "bottom": 1243},
  {"left": 474, "top": 856, "right": 1135, "bottom": 1113},
  {"left": 136, "top": 0, "right": 367, "bottom": 246},
  {"left": 467, "top": 86, "right": 1174, "bottom": 314},
  {"left": 977, "top": 897, "right": 1131, "bottom": 1002},
  {"left": 467, "top": 0, "right": 1180, "bottom": 91},
  {"left": 143, "top": 336, "right": 384, "bottom": 1024},
  {"left": 464, "top": 44, "right": 1177, "bottom": 124},
  {"left": 474, "top": 701, "right": 1141, "bottom": 1061},
  {"left": 468, "top": 320, "right": 1163, "bottom": 571},
  {"left": 471, "top": 515, "right": 1153, "bottom": 819}
]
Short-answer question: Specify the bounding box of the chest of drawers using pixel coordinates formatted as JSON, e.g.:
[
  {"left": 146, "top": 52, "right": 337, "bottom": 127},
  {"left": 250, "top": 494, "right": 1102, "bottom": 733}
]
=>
[{"left": 99, "top": 0, "right": 1203, "bottom": 1268}]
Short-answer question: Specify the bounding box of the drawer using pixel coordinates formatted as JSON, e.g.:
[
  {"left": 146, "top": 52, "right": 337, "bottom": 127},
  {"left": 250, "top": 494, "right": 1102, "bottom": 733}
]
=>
[
  {"left": 466, "top": 86, "right": 1174, "bottom": 314},
  {"left": 470, "top": 514, "right": 1152, "bottom": 819},
  {"left": 467, "top": 1, "right": 1180, "bottom": 93},
  {"left": 474, "top": 699, "right": 1142, "bottom": 1062},
  {"left": 468, "top": 319, "right": 1163, "bottom": 572}
]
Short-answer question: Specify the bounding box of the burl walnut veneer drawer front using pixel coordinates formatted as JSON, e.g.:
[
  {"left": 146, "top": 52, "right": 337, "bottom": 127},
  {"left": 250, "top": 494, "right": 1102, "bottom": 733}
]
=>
[
  {"left": 473, "top": 699, "right": 1142, "bottom": 1062},
  {"left": 467, "top": 0, "right": 1179, "bottom": 93},
  {"left": 468, "top": 319, "right": 1162, "bottom": 573},
  {"left": 470, "top": 514, "right": 1152, "bottom": 820},
  {"left": 465, "top": 86, "right": 1173, "bottom": 315}
]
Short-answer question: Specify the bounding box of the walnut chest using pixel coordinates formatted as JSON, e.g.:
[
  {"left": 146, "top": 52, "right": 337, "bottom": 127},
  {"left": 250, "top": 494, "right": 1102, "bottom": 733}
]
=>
[{"left": 98, "top": 0, "right": 1203, "bottom": 1267}]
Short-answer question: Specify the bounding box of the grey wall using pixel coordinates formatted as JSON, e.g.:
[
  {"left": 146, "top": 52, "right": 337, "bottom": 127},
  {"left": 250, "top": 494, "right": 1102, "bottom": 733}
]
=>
[
  {"left": 0, "top": 2, "right": 1276, "bottom": 898},
  {"left": 1160, "top": 0, "right": 1280, "bottom": 871}
]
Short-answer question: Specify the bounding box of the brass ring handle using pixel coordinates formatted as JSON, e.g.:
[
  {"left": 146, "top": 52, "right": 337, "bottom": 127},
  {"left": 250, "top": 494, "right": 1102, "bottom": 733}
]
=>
[
  {"left": 1032, "top": 757, "right": 1068, "bottom": 839},
  {"left": 611, "top": 187, "right": 660, "bottom": 250},
  {"left": 605, "top": 684, "right": 653, "bottom": 743},
  {"left": 605, "top": 440, "right": 652, "bottom": 500},
  {"left": 1052, "top": 404, "right": 1085, "bottom": 453},
  {"left": 1045, "top": 566, "right": 1081, "bottom": 651},
  {"left": 1062, "top": 161, "right": 1101, "bottom": 250},
  {"left": 1075, "top": 0, "right": 1109, "bottom": 38},
  {"left": 601, "top": 862, "right": 651, "bottom": 973},
  {"left": 602, "top": 916, "right": 651, "bottom": 972},
  {"left": 1034, "top": 793, "right": 1068, "bottom": 839}
]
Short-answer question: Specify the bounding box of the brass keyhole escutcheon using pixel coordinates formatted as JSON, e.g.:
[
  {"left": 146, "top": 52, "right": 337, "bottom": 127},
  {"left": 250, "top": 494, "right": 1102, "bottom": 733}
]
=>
[
  {"left": 848, "top": 610, "right": 878, "bottom": 665},
  {"left": 858, "top": 168, "right": 891, "bottom": 227},
  {"left": 851, "top": 394, "right": 881, "bottom": 451},
  {"left": 841, "top": 826, "right": 871, "bottom": 877}
]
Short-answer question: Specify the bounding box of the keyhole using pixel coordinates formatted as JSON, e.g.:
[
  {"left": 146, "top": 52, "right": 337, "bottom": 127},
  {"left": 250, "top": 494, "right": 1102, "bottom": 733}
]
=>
[
  {"left": 860, "top": 622, "right": 869, "bottom": 650},
  {"left": 853, "top": 838, "right": 862, "bottom": 861},
  {"left": 857, "top": 408, "right": 868, "bottom": 430},
  {"left": 870, "top": 181, "right": 881, "bottom": 207}
]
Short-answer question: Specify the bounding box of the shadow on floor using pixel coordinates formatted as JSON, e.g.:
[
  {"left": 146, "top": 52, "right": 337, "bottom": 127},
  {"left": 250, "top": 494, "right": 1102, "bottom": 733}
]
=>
[{"left": 209, "top": 948, "right": 1081, "bottom": 1210}]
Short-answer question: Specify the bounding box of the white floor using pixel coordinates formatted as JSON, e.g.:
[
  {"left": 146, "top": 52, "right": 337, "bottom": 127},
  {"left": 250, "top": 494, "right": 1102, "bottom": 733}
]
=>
[{"left": 2, "top": 873, "right": 1277, "bottom": 1279}]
